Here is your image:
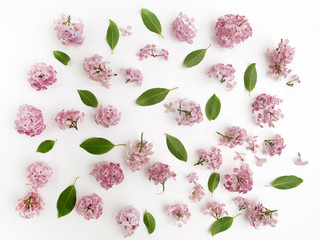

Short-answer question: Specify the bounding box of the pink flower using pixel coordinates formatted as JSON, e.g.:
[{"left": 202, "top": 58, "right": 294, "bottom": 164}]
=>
[
  {"left": 55, "top": 109, "right": 85, "bottom": 130},
  {"left": 167, "top": 204, "right": 191, "bottom": 227},
  {"left": 224, "top": 163, "right": 253, "bottom": 194},
  {"left": 294, "top": 152, "right": 308, "bottom": 166},
  {"left": 137, "top": 44, "right": 169, "bottom": 61},
  {"left": 14, "top": 104, "right": 46, "bottom": 137},
  {"left": 119, "top": 25, "right": 132, "bottom": 37},
  {"left": 27, "top": 63, "right": 57, "bottom": 91},
  {"left": 16, "top": 190, "right": 44, "bottom": 219},
  {"left": 27, "top": 161, "right": 53, "bottom": 189},
  {"left": 172, "top": 12, "right": 197, "bottom": 44},
  {"left": 83, "top": 54, "right": 116, "bottom": 88},
  {"left": 54, "top": 13, "right": 84, "bottom": 46},
  {"left": 75, "top": 193, "right": 103, "bottom": 220},
  {"left": 195, "top": 147, "right": 223, "bottom": 171},
  {"left": 233, "top": 196, "right": 251, "bottom": 211},
  {"left": 252, "top": 93, "right": 284, "bottom": 128},
  {"left": 217, "top": 126, "right": 247, "bottom": 148},
  {"left": 189, "top": 184, "right": 205, "bottom": 202},
  {"left": 263, "top": 134, "right": 286, "bottom": 157},
  {"left": 204, "top": 201, "right": 228, "bottom": 219},
  {"left": 207, "top": 63, "right": 236, "bottom": 90},
  {"left": 215, "top": 14, "right": 252, "bottom": 48},
  {"left": 234, "top": 152, "right": 246, "bottom": 161},
  {"left": 286, "top": 74, "right": 301, "bottom": 87},
  {"left": 247, "top": 202, "right": 278, "bottom": 228},
  {"left": 116, "top": 206, "right": 140, "bottom": 237},
  {"left": 91, "top": 161, "right": 124, "bottom": 190},
  {"left": 126, "top": 133, "right": 153, "bottom": 172},
  {"left": 187, "top": 172, "right": 199, "bottom": 184},
  {"left": 246, "top": 136, "right": 259, "bottom": 153},
  {"left": 94, "top": 104, "right": 121, "bottom": 128},
  {"left": 164, "top": 102, "right": 175, "bottom": 113},
  {"left": 255, "top": 155, "right": 267, "bottom": 167},
  {"left": 121, "top": 68, "right": 143, "bottom": 86},
  {"left": 148, "top": 162, "right": 176, "bottom": 192}
]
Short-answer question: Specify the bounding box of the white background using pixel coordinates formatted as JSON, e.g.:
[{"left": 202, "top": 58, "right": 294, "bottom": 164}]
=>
[{"left": 1, "top": 0, "right": 320, "bottom": 239}]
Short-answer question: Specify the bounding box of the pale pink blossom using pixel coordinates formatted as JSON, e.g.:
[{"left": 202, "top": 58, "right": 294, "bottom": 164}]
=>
[
  {"left": 255, "top": 155, "right": 267, "bottom": 167},
  {"left": 233, "top": 196, "right": 251, "bottom": 211},
  {"left": 224, "top": 163, "right": 253, "bottom": 194},
  {"left": 27, "top": 161, "right": 53, "bottom": 189},
  {"left": 247, "top": 202, "right": 278, "bottom": 228},
  {"left": 55, "top": 109, "right": 85, "bottom": 130},
  {"left": 75, "top": 193, "right": 103, "bottom": 220},
  {"left": 187, "top": 172, "right": 199, "bottom": 183},
  {"left": 119, "top": 26, "right": 132, "bottom": 37},
  {"left": 167, "top": 204, "right": 191, "bottom": 227},
  {"left": 54, "top": 13, "right": 84, "bottom": 46},
  {"left": 172, "top": 12, "right": 197, "bottom": 44},
  {"left": 94, "top": 104, "right": 121, "bottom": 128},
  {"left": 91, "top": 161, "right": 124, "bottom": 190},
  {"left": 217, "top": 126, "right": 247, "bottom": 148},
  {"left": 116, "top": 206, "right": 140, "bottom": 237},
  {"left": 27, "top": 63, "right": 57, "bottom": 91},
  {"left": 189, "top": 184, "right": 205, "bottom": 202},
  {"left": 164, "top": 102, "right": 175, "bottom": 113},
  {"left": 204, "top": 201, "right": 228, "bottom": 219},
  {"left": 148, "top": 162, "right": 176, "bottom": 192},
  {"left": 137, "top": 44, "right": 169, "bottom": 61},
  {"left": 246, "top": 136, "right": 259, "bottom": 153},
  {"left": 195, "top": 147, "right": 223, "bottom": 171},
  {"left": 234, "top": 152, "right": 246, "bottom": 161},
  {"left": 14, "top": 104, "right": 46, "bottom": 137},
  {"left": 16, "top": 190, "right": 44, "bottom": 219},
  {"left": 121, "top": 68, "right": 143, "bottom": 86},
  {"left": 294, "top": 152, "right": 308, "bottom": 166},
  {"left": 286, "top": 75, "right": 301, "bottom": 87},
  {"left": 215, "top": 14, "right": 252, "bottom": 48},
  {"left": 263, "top": 134, "right": 286, "bottom": 157},
  {"left": 207, "top": 63, "right": 236, "bottom": 90}
]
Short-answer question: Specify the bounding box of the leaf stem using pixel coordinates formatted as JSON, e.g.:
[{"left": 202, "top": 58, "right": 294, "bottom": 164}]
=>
[
  {"left": 115, "top": 144, "right": 126, "bottom": 147},
  {"left": 160, "top": 33, "right": 164, "bottom": 39},
  {"left": 169, "top": 87, "right": 179, "bottom": 91},
  {"left": 73, "top": 176, "right": 79, "bottom": 185},
  {"left": 233, "top": 213, "right": 241, "bottom": 218},
  {"left": 206, "top": 43, "right": 212, "bottom": 50}
]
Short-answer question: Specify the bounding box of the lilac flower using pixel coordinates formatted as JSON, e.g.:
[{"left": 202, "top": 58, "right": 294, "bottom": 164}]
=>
[
  {"left": 255, "top": 155, "right": 267, "bottom": 167},
  {"left": 217, "top": 126, "right": 247, "bottom": 148},
  {"left": 148, "top": 162, "right": 176, "bottom": 192},
  {"left": 121, "top": 68, "right": 143, "bottom": 86},
  {"left": 116, "top": 206, "right": 140, "bottom": 237},
  {"left": 194, "top": 147, "right": 223, "bottom": 171},
  {"left": 246, "top": 136, "right": 259, "bottom": 153},
  {"left": 189, "top": 184, "right": 205, "bottom": 202},
  {"left": 207, "top": 63, "right": 236, "bottom": 90},
  {"left": 54, "top": 13, "right": 84, "bottom": 46},
  {"left": 137, "top": 44, "right": 169, "bottom": 61},
  {"left": 204, "top": 201, "right": 228, "bottom": 219},
  {"left": 215, "top": 14, "right": 252, "bottom": 48},
  {"left": 126, "top": 133, "right": 153, "bottom": 172},
  {"left": 263, "top": 134, "right": 286, "bottom": 157},
  {"left": 75, "top": 193, "right": 103, "bottom": 220},
  {"left": 252, "top": 93, "right": 284, "bottom": 128},
  {"left": 55, "top": 109, "right": 85, "bottom": 130},
  {"left": 94, "top": 104, "right": 121, "bottom": 128},
  {"left": 224, "top": 163, "right": 253, "bottom": 194},
  {"left": 14, "top": 104, "right": 46, "bottom": 137},
  {"left": 294, "top": 152, "right": 308, "bottom": 166},
  {"left": 247, "top": 202, "right": 278, "bottom": 228},
  {"left": 164, "top": 102, "right": 175, "bottom": 113},
  {"left": 233, "top": 196, "right": 251, "bottom": 211},
  {"left": 27, "top": 161, "right": 53, "bottom": 189},
  {"left": 119, "top": 26, "right": 132, "bottom": 37},
  {"left": 27, "top": 63, "right": 57, "bottom": 91},
  {"left": 187, "top": 172, "right": 199, "bottom": 184},
  {"left": 91, "top": 161, "right": 124, "bottom": 190},
  {"left": 16, "top": 190, "right": 44, "bottom": 219},
  {"left": 286, "top": 75, "right": 301, "bottom": 87},
  {"left": 172, "top": 12, "right": 197, "bottom": 44},
  {"left": 167, "top": 204, "right": 191, "bottom": 227},
  {"left": 234, "top": 152, "right": 246, "bottom": 162},
  {"left": 83, "top": 54, "right": 116, "bottom": 88}
]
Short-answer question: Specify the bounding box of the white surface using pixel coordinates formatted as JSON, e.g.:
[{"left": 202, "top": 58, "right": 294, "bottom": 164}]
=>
[{"left": 1, "top": 0, "right": 320, "bottom": 239}]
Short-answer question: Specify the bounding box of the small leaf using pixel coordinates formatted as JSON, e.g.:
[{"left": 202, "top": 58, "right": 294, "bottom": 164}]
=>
[
  {"left": 106, "top": 19, "right": 119, "bottom": 54},
  {"left": 141, "top": 8, "right": 163, "bottom": 38},
  {"left": 183, "top": 44, "right": 211, "bottom": 68},
  {"left": 77, "top": 90, "right": 98, "bottom": 107},
  {"left": 53, "top": 51, "right": 70, "bottom": 65},
  {"left": 244, "top": 63, "right": 257, "bottom": 95},
  {"left": 208, "top": 173, "right": 220, "bottom": 195},
  {"left": 165, "top": 133, "right": 188, "bottom": 162},
  {"left": 143, "top": 211, "right": 156, "bottom": 234},
  {"left": 205, "top": 94, "right": 221, "bottom": 121},
  {"left": 136, "top": 87, "right": 178, "bottom": 106},
  {"left": 270, "top": 175, "right": 303, "bottom": 189},
  {"left": 57, "top": 177, "right": 78, "bottom": 218},
  {"left": 211, "top": 216, "right": 234, "bottom": 237},
  {"left": 36, "top": 140, "right": 56, "bottom": 153},
  {"left": 80, "top": 137, "right": 125, "bottom": 155}
]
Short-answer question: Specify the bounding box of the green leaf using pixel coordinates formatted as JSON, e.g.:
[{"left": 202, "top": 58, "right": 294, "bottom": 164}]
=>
[
  {"left": 136, "top": 87, "right": 178, "bottom": 106},
  {"left": 244, "top": 63, "right": 257, "bottom": 95},
  {"left": 141, "top": 8, "right": 163, "bottom": 38},
  {"left": 165, "top": 133, "right": 188, "bottom": 162},
  {"left": 57, "top": 177, "right": 78, "bottom": 218},
  {"left": 211, "top": 216, "right": 234, "bottom": 237},
  {"left": 77, "top": 90, "right": 98, "bottom": 107},
  {"left": 106, "top": 19, "right": 119, "bottom": 54},
  {"left": 183, "top": 44, "right": 211, "bottom": 68},
  {"left": 205, "top": 94, "right": 221, "bottom": 121},
  {"left": 36, "top": 140, "right": 56, "bottom": 153},
  {"left": 143, "top": 211, "right": 156, "bottom": 234},
  {"left": 270, "top": 175, "right": 303, "bottom": 189},
  {"left": 208, "top": 173, "right": 220, "bottom": 195},
  {"left": 80, "top": 137, "right": 125, "bottom": 155},
  {"left": 53, "top": 51, "right": 70, "bottom": 65}
]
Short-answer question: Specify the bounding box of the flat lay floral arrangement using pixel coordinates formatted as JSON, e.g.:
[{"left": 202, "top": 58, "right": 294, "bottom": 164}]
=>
[{"left": 14, "top": 9, "right": 306, "bottom": 238}]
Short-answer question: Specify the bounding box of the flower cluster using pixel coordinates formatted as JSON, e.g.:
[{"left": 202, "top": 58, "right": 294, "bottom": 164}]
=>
[
  {"left": 27, "top": 161, "right": 53, "bottom": 189},
  {"left": 54, "top": 13, "right": 84, "bottom": 46},
  {"left": 94, "top": 104, "right": 121, "bottom": 128},
  {"left": 186, "top": 173, "right": 204, "bottom": 202},
  {"left": 172, "top": 12, "right": 197, "bottom": 44},
  {"left": 16, "top": 190, "right": 45, "bottom": 219},
  {"left": 263, "top": 134, "right": 286, "bottom": 157},
  {"left": 195, "top": 147, "right": 223, "bottom": 171},
  {"left": 224, "top": 163, "right": 253, "bottom": 194},
  {"left": 119, "top": 25, "right": 132, "bottom": 37},
  {"left": 91, "top": 161, "right": 124, "bottom": 190},
  {"left": 217, "top": 126, "right": 247, "bottom": 148},
  {"left": 27, "top": 63, "right": 57, "bottom": 91},
  {"left": 215, "top": 14, "right": 252, "bottom": 48},
  {"left": 207, "top": 63, "right": 236, "bottom": 90},
  {"left": 148, "top": 162, "right": 176, "bottom": 192},
  {"left": 116, "top": 206, "right": 140, "bottom": 237},
  {"left": 75, "top": 193, "right": 103, "bottom": 220},
  {"left": 233, "top": 196, "right": 251, "bottom": 211},
  {"left": 121, "top": 68, "right": 143, "bottom": 86},
  {"left": 55, "top": 109, "right": 85, "bottom": 130},
  {"left": 204, "top": 201, "right": 228, "bottom": 219},
  {"left": 247, "top": 202, "right": 278, "bottom": 228},
  {"left": 14, "top": 104, "right": 46, "bottom": 137},
  {"left": 167, "top": 204, "right": 191, "bottom": 227},
  {"left": 246, "top": 135, "right": 259, "bottom": 153},
  {"left": 137, "top": 44, "right": 169, "bottom": 61}
]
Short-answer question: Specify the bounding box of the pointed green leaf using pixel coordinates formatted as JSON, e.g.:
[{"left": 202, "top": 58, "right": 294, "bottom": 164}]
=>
[
  {"left": 244, "top": 63, "right": 257, "bottom": 95},
  {"left": 57, "top": 177, "right": 78, "bottom": 218},
  {"left": 80, "top": 137, "right": 125, "bottom": 155},
  {"left": 270, "top": 175, "right": 303, "bottom": 189},
  {"left": 165, "top": 133, "right": 188, "bottom": 162},
  {"left": 208, "top": 173, "right": 220, "bottom": 195},
  {"left": 136, "top": 87, "right": 178, "bottom": 106},
  {"left": 143, "top": 211, "right": 156, "bottom": 234},
  {"left": 205, "top": 94, "right": 221, "bottom": 121},
  {"left": 211, "top": 216, "right": 234, "bottom": 237},
  {"left": 77, "top": 90, "right": 98, "bottom": 107},
  {"left": 183, "top": 44, "right": 211, "bottom": 68},
  {"left": 53, "top": 51, "right": 70, "bottom": 65},
  {"left": 106, "top": 19, "right": 119, "bottom": 54},
  {"left": 36, "top": 140, "right": 56, "bottom": 153},
  {"left": 141, "top": 8, "right": 163, "bottom": 38}
]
